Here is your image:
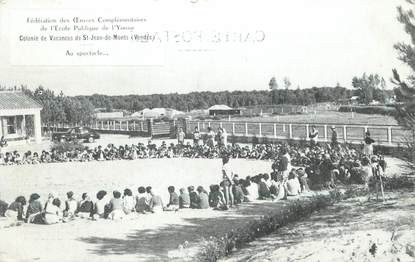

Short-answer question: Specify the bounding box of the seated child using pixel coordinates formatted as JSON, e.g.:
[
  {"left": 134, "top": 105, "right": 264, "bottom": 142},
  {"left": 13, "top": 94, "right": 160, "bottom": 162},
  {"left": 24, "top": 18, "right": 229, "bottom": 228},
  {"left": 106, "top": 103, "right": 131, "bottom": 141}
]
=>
[
  {"left": 208, "top": 185, "right": 226, "bottom": 210},
  {"left": 244, "top": 177, "right": 259, "bottom": 201},
  {"left": 232, "top": 179, "right": 245, "bottom": 205},
  {"left": 26, "top": 193, "right": 43, "bottom": 223},
  {"left": 122, "top": 188, "right": 136, "bottom": 215},
  {"left": 196, "top": 186, "right": 209, "bottom": 209},
  {"left": 188, "top": 186, "right": 199, "bottom": 209},
  {"left": 93, "top": 190, "right": 109, "bottom": 219},
  {"left": 44, "top": 198, "right": 63, "bottom": 225},
  {"left": 179, "top": 188, "right": 190, "bottom": 209},
  {"left": 135, "top": 187, "right": 149, "bottom": 214},
  {"left": 5, "top": 196, "right": 26, "bottom": 222},
  {"left": 64, "top": 191, "right": 78, "bottom": 219},
  {"left": 258, "top": 174, "right": 271, "bottom": 199},
  {"left": 149, "top": 189, "right": 164, "bottom": 213},
  {"left": 164, "top": 186, "right": 179, "bottom": 211},
  {"left": 77, "top": 193, "right": 93, "bottom": 218},
  {"left": 108, "top": 191, "right": 125, "bottom": 220},
  {"left": 0, "top": 193, "right": 8, "bottom": 217},
  {"left": 286, "top": 171, "right": 301, "bottom": 196}
]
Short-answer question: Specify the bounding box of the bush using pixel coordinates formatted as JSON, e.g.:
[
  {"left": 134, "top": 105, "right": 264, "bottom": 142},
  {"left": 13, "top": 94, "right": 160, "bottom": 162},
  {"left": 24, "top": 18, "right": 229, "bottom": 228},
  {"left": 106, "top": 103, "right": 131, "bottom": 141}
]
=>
[{"left": 195, "top": 188, "right": 368, "bottom": 261}]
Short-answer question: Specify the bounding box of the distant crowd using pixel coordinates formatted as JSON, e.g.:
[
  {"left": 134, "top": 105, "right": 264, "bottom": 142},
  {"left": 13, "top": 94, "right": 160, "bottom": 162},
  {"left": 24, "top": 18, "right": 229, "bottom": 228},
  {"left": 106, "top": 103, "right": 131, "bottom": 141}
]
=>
[{"left": 0, "top": 126, "right": 387, "bottom": 225}]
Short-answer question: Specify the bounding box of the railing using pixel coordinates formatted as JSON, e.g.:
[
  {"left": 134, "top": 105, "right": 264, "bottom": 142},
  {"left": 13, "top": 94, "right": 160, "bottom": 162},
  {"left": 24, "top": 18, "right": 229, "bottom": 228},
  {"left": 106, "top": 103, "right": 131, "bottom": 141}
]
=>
[
  {"left": 43, "top": 119, "right": 412, "bottom": 146},
  {"left": 186, "top": 120, "right": 411, "bottom": 146},
  {"left": 42, "top": 119, "right": 177, "bottom": 137}
]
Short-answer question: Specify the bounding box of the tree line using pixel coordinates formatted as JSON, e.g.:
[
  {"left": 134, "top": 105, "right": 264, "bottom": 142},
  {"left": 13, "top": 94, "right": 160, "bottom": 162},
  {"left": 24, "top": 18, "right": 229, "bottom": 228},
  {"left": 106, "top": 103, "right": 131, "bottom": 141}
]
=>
[{"left": 16, "top": 82, "right": 394, "bottom": 124}]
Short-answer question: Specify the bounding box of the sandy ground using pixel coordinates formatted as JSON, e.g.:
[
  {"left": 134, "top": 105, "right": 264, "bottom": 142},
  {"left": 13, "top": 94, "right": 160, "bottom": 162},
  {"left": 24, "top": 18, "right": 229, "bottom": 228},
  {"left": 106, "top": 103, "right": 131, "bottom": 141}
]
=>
[
  {"left": 0, "top": 157, "right": 275, "bottom": 262},
  {"left": 223, "top": 190, "right": 415, "bottom": 262}
]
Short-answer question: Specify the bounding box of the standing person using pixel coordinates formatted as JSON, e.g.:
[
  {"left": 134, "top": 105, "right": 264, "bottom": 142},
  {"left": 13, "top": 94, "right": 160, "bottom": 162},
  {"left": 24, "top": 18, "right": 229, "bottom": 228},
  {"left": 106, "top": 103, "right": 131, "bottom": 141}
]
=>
[
  {"left": 177, "top": 127, "right": 186, "bottom": 146},
  {"left": 278, "top": 148, "right": 291, "bottom": 200},
  {"left": 207, "top": 127, "right": 216, "bottom": 148},
  {"left": 221, "top": 155, "right": 234, "bottom": 208},
  {"left": 309, "top": 125, "right": 319, "bottom": 147},
  {"left": 219, "top": 127, "right": 228, "bottom": 148},
  {"left": 331, "top": 126, "right": 338, "bottom": 149},
  {"left": 0, "top": 136, "right": 7, "bottom": 154},
  {"left": 363, "top": 131, "right": 375, "bottom": 156},
  {"left": 193, "top": 127, "right": 201, "bottom": 146}
]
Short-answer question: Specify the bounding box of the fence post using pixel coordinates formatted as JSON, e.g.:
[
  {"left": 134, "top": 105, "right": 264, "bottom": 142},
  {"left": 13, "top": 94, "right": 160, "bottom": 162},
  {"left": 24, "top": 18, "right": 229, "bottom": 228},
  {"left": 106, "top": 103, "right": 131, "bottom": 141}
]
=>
[
  {"left": 133, "top": 121, "right": 136, "bottom": 131},
  {"left": 141, "top": 121, "right": 144, "bottom": 132},
  {"left": 220, "top": 122, "right": 223, "bottom": 128},
  {"left": 305, "top": 124, "right": 310, "bottom": 141},
  {"left": 126, "top": 121, "right": 129, "bottom": 131},
  {"left": 120, "top": 121, "right": 123, "bottom": 130},
  {"left": 343, "top": 125, "right": 347, "bottom": 142},
  {"left": 245, "top": 122, "right": 249, "bottom": 136},
  {"left": 197, "top": 122, "right": 200, "bottom": 131},
  {"left": 232, "top": 123, "right": 235, "bottom": 134},
  {"left": 288, "top": 124, "right": 293, "bottom": 139},
  {"left": 147, "top": 118, "right": 153, "bottom": 137},
  {"left": 101, "top": 121, "right": 103, "bottom": 130},
  {"left": 387, "top": 127, "right": 392, "bottom": 145},
  {"left": 258, "top": 123, "right": 262, "bottom": 137},
  {"left": 273, "top": 123, "right": 277, "bottom": 138},
  {"left": 208, "top": 122, "right": 211, "bottom": 128},
  {"left": 324, "top": 125, "right": 328, "bottom": 142}
]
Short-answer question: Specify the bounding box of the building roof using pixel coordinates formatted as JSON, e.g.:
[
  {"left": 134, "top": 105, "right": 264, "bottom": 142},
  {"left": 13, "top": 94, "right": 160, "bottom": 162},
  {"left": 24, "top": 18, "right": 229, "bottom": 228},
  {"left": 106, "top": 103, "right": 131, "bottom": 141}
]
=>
[
  {"left": 208, "top": 104, "right": 233, "bottom": 111},
  {"left": 0, "top": 92, "right": 42, "bottom": 110}
]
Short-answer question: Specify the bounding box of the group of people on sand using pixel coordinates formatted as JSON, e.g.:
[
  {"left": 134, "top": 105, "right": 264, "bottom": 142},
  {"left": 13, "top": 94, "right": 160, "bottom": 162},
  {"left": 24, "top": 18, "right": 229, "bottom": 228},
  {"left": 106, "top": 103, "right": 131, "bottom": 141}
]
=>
[{"left": 0, "top": 126, "right": 387, "bottom": 224}]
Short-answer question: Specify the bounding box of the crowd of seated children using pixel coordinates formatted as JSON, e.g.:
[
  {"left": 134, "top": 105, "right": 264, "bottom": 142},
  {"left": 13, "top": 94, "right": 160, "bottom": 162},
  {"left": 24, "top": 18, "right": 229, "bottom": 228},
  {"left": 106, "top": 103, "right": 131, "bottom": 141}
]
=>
[
  {"left": 0, "top": 135, "right": 388, "bottom": 226},
  {"left": 0, "top": 132, "right": 385, "bottom": 174}
]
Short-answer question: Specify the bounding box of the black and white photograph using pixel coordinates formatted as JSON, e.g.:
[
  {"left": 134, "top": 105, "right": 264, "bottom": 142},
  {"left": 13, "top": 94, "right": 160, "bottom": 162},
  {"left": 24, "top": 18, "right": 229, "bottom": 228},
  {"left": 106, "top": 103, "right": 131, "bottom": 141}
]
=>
[{"left": 0, "top": 0, "right": 414, "bottom": 261}]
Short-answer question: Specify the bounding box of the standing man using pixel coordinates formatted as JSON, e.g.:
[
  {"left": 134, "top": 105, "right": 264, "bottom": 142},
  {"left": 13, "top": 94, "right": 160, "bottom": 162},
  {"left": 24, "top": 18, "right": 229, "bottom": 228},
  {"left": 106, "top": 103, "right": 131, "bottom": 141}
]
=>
[
  {"left": 177, "top": 127, "right": 185, "bottom": 146},
  {"left": 309, "top": 125, "right": 319, "bottom": 147},
  {"left": 193, "top": 126, "right": 201, "bottom": 146},
  {"left": 221, "top": 155, "right": 233, "bottom": 209},
  {"left": 219, "top": 127, "right": 228, "bottom": 148},
  {"left": 363, "top": 131, "right": 375, "bottom": 156},
  {"left": 278, "top": 148, "right": 291, "bottom": 200},
  {"left": 331, "top": 126, "right": 338, "bottom": 149},
  {"left": 207, "top": 127, "right": 216, "bottom": 148}
]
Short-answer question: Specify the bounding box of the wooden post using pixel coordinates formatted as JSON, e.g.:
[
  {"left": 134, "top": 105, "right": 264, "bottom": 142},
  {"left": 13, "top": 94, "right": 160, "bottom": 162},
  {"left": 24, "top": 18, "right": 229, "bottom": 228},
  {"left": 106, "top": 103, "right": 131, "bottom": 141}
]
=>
[
  {"left": 273, "top": 123, "right": 277, "bottom": 138},
  {"left": 282, "top": 124, "right": 286, "bottom": 132},
  {"left": 245, "top": 122, "right": 249, "bottom": 136},
  {"left": 305, "top": 124, "right": 310, "bottom": 141},
  {"left": 343, "top": 125, "right": 347, "bottom": 142},
  {"left": 232, "top": 123, "right": 235, "bottom": 134},
  {"left": 324, "top": 125, "right": 328, "bottom": 141},
  {"left": 289, "top": 124, "right": 293, "bottom": 139},
  {"left": 387, "top": 127, "right": 392, "bottom": 145},
  {"left": 258, "top": 123, "right": 262, "bottom": 137},
  {"left": 126, "top": 121, "right": 129, "bottom": 131},
  {"left": 220, "top": 122, "right": 223, "bottom": 128},
  {"left": 197, "top": 122, "right": 200, "bottom": 131}
]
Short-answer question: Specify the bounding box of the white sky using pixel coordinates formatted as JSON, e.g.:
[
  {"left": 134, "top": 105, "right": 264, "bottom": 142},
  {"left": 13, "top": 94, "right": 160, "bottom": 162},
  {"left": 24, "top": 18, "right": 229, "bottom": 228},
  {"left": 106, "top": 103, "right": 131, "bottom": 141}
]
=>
[{"left": 0, "top": 0, "right": 412, "bottom": 95}]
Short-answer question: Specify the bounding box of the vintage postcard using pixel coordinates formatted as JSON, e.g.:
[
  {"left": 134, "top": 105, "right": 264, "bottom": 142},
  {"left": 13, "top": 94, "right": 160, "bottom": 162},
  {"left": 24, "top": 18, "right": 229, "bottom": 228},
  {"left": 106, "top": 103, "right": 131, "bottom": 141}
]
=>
[{"left": 0, "top": 0, "right": 414, "bottom": 261}]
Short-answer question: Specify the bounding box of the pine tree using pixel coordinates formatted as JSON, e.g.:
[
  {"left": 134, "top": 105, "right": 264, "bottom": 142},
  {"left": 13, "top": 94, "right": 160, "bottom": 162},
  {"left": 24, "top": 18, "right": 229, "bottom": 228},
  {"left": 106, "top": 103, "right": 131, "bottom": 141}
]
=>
[{"left": 393, "top": 3, "right": 415, "bottom": 163}]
